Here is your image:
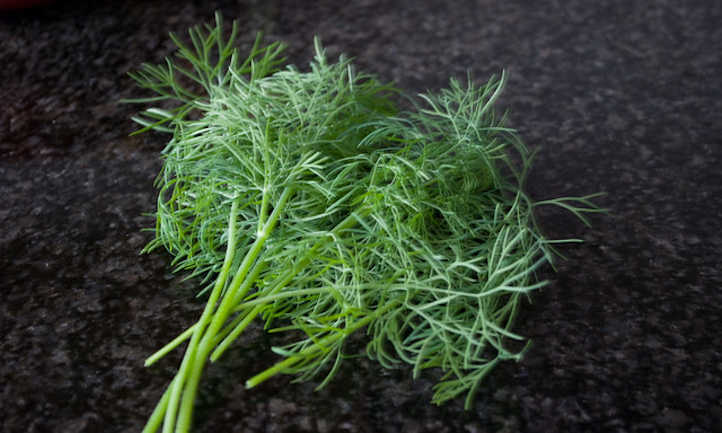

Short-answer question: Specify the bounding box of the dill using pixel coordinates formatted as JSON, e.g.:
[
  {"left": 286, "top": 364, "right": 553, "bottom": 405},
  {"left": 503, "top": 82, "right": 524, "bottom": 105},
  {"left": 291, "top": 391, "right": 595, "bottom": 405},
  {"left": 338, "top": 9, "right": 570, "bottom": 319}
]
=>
[{"left": 123, "top": 13, "right": 604, "bottom": 433}]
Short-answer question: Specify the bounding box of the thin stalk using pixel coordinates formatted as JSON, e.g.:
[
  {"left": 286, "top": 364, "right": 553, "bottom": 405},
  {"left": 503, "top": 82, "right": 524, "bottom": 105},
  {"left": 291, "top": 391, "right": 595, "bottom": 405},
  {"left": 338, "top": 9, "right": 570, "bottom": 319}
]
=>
[
  {"left": 212, "top": 209, "right": 367, "bottom": 360},
  {"left": 161, "top": 200, "right": 240, "bottom": 433},
  {"left": 245, "top": 299, "right": 400, "bottom": 388},
  {"left": 145, "top": 259, "right": 270, "bottom": 368},
  {"left": 145, "top": 325, "right": 197, "bottom": 367},
  {"left": 142, "top": 381, "right": 172, "bottom": 433},
  {"left": 174, "top": 186, "right": 293, "bottom": 432}
]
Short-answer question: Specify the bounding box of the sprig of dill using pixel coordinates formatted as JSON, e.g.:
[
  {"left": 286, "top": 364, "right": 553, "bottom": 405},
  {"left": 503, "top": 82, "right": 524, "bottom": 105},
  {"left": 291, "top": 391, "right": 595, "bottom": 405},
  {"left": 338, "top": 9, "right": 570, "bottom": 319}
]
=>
[{"left": 124, "top": 13, "right": 604, "bottom": 433}]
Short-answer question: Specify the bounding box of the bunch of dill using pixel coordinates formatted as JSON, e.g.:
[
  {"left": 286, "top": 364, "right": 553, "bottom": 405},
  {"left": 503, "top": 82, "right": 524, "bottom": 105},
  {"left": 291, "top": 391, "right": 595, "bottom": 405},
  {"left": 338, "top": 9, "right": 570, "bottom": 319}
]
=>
[{"left": 124, "top": 13, "right": 602, "bottom": 433}]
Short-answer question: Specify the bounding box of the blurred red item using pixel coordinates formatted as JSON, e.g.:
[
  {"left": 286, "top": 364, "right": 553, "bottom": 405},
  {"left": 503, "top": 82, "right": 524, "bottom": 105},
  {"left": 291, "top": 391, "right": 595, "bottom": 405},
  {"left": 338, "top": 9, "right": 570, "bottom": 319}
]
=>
[{"left": 0, "top": 0, "right": 54, "bottom": 10}]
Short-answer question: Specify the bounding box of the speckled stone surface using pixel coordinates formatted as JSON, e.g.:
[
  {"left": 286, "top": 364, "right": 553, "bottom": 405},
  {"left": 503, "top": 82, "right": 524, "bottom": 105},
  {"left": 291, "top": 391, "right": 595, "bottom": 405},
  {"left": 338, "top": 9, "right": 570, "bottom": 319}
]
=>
[{"left": 1, "top": 1, "right": 721, "bottom": 432}]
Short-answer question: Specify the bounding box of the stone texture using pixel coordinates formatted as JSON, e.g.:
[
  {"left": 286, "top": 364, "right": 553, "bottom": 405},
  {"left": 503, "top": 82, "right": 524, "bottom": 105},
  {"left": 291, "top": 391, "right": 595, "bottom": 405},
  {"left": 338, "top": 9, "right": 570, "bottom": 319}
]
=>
[{"left": 1, "top": 1, "right": 721, "bottom": 432}]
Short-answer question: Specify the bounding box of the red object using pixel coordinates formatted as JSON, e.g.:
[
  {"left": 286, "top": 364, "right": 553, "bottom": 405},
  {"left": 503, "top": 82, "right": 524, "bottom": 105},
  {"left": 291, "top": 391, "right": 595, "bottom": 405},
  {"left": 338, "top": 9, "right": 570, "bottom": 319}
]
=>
[{"left": 0, "top": 0, "right": 54, "bottom": 10}]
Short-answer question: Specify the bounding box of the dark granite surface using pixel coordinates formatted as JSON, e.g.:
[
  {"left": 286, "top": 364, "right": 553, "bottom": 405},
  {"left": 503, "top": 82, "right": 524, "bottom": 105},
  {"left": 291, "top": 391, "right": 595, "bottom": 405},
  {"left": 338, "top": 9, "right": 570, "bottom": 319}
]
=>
[{"left": 2, "top": 1, "right": 721, "bottom": 432}]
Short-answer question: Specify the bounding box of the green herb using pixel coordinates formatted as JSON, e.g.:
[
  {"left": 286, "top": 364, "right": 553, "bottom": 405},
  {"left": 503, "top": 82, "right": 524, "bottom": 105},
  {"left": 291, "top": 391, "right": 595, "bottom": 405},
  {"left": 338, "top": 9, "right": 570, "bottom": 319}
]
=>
[{"left": 124, "top": 13, "right": 604, "bottom": 433}]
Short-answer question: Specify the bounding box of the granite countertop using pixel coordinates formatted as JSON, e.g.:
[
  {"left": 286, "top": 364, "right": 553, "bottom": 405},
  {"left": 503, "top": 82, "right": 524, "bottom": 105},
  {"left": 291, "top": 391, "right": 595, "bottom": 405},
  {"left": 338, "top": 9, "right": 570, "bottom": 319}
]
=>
[{"left": 2, "top": 1, "right": 721, "bottom": 432}]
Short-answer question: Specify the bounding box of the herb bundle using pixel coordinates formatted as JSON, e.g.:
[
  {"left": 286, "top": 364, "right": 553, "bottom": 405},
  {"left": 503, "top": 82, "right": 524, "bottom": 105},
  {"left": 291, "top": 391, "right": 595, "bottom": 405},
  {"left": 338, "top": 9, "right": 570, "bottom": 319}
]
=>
[{"left": 125, "top": 13, "right": 602, "bottom": 433}]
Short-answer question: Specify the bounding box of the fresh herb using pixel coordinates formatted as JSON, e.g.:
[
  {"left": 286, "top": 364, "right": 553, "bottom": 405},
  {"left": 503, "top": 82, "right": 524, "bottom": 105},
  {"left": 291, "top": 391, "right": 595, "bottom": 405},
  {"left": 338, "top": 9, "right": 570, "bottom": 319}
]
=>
[{"left": 124, "top": 13, "right": 603, "bottom": 433}]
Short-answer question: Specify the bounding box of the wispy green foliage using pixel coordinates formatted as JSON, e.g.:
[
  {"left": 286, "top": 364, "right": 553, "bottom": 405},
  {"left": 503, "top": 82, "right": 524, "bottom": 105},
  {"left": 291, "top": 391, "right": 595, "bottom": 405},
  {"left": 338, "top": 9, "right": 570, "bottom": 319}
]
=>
[{"left": 124, "top": 12, "right": 603, "bottom": 433}]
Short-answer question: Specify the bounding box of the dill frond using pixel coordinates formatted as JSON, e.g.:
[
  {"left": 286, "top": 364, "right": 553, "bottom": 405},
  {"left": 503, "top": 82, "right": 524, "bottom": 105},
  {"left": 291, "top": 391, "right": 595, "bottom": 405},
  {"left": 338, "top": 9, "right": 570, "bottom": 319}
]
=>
[{"left": 124, "top": 12, "right": 603, "bottom": 433}]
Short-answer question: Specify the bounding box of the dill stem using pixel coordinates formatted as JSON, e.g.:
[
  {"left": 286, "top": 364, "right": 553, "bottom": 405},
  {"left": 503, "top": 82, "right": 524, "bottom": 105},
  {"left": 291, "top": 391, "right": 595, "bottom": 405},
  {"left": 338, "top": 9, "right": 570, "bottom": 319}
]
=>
[
  {"left": 245, "top": 299, "right": 399, "bottom": 388},
  {"left": 145, "top": 325, "right": 196, "bottom": 367},
  {"left": 162, "top": 200, "right": 240, "bottom": 433},
  {"left": 145, "top": 260, "right": 270, "bottom": 368},
  {"left": 142, "top": 380, "right": 172, "bottom": 433},
  {"left": 209, "top": 246, "right": 325, "bottom": 360},
  {"left": 211, "top": 209, "right": 368, "bottom": 361},
  {"left": 175, "top": 187, "right": 293, "bottom": 432}
]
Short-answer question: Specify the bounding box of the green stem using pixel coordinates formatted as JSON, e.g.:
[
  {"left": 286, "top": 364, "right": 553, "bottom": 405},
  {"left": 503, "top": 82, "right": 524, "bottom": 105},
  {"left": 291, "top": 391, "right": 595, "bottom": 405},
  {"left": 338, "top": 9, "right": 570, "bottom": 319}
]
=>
[
  {"left": 175, "top": 187, "right": 293, "bottom": 432},
  {"left": 146, "top": 208, "right": 368, "bottom": 369},
  {"left": 142, "top": 381, "right": 172, "bottom": 433},
  {"left": 145, "top": 259, "right": 269, "bottom": 368},
  {"left": 211, "top": 210, "right": 367, "bottom": 360},
  {"left": 210, "top": 303, "right": 266, "bottom": 361},
  {"left": 162, "top": 200, "right": 240, "bottom": 433},
  {"left": 245, "top": 300, "right": 399, "bottom": 388},
  {"left": 145, "top": 325, "right": 197, "bottom": 367},
  {"left": 157, "top": 197, "right": 370, "bottom": 432}
]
